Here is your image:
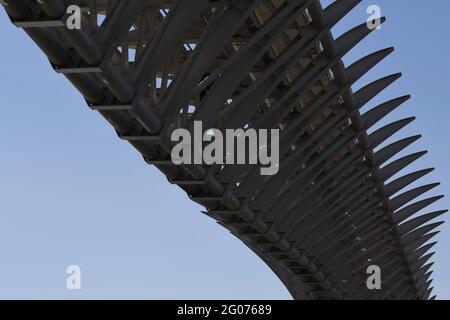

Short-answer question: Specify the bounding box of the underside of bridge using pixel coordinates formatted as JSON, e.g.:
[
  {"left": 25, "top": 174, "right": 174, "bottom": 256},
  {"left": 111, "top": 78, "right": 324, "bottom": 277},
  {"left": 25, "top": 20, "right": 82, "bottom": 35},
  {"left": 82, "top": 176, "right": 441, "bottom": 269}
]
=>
[{"left": 2, "top": 0, "right": 446, "bottom": 299}]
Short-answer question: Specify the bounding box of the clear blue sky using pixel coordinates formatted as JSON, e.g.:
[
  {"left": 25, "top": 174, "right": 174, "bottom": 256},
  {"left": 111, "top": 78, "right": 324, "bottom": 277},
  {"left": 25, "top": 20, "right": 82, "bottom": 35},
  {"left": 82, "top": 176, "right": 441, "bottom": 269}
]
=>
[{"left": 0, "top": 0, "right": 449, "bottom": 299}]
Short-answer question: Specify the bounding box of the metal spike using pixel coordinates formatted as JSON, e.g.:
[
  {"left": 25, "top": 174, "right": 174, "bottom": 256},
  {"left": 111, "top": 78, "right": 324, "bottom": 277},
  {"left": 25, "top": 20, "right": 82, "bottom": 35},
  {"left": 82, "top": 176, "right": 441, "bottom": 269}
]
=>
[
  {"left": 419, "top": 280, "right": 434, "bottom": 299},
  {"left": 407, "top": 242, "right": 437, "bottom": 264},
  {"left": 347, "top": 48, "right": 394, "bottom": 84},
  {"left": 363, "top": 95, "right": 410, "bottom": 129},
  {"left": 401, "top": 222, "right": 444, "bottom": 245},
  {"left": 390, "top": 183, "right": 440, "bottom": 211},
  {"left": 385, "top": 168, "right": 433, "bottom": 196},
  {"left": 410, "top": 252, "right": 435, "bottom": 275},
  {"left": 417, "top": 272, "right": 433, "bottom": 294},
  {"left": 375, "top": 136, "right": 421, "bottom": 166},
  {"left": 381, "top": 151, "right": 427, "bottom": 181},
  {"left": 404, "top": 232, "right": 440, "bottom": 255},
  {"left": 396, "top": 198, "right": 445, "bottom": 223},
  {"left": 354, "top": 73, "right": 402, "bottom": 110},
  {"left": 336, "top": 17, "right": 387, "bottom": 55},
  {"left": 323, "top": 0, "right": 362, "bottom": 27},
  {"left": 369, "top": 117, "right": 415, "bottom": 149},
  {"left": 399, "top": 211, "right": 447, "bottom": 235},
  {"left": 413, "top": 262, "right": 434, "bottom": 282}
]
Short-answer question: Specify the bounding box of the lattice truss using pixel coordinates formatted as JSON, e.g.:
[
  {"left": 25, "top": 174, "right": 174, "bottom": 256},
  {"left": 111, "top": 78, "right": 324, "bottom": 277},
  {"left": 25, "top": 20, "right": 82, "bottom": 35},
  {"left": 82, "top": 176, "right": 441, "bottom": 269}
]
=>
[{"left": 2, "top": 0, "right": 446, "bottom": 300}]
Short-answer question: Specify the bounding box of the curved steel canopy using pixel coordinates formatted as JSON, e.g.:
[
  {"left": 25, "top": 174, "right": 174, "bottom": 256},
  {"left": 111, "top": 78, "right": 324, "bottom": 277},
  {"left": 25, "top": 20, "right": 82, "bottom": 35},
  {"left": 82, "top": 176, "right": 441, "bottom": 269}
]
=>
[{"left": 2, "top": 0, "right": 446, "bottom": 299}]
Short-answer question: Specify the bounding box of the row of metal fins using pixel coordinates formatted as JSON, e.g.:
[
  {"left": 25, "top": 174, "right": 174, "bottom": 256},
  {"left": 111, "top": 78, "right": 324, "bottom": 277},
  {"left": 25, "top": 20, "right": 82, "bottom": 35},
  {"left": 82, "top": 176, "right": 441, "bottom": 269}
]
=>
[{"left": 2, "top": 0, "right": 445, "bottom": 299}]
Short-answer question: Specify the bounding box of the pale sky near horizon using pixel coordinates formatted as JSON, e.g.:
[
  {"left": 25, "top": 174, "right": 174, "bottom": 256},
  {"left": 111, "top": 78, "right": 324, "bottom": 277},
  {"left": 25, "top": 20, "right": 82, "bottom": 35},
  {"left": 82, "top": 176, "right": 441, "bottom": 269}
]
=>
[{"left": 0, "top": 0, "right": 449, "bottom": 299}]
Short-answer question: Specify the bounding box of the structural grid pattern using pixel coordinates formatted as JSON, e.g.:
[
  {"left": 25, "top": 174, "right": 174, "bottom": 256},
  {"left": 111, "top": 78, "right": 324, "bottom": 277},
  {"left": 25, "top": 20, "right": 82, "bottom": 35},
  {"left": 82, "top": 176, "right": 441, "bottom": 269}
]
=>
[{"left": 2, "top": 0, "right": 446, "bottom": 300}]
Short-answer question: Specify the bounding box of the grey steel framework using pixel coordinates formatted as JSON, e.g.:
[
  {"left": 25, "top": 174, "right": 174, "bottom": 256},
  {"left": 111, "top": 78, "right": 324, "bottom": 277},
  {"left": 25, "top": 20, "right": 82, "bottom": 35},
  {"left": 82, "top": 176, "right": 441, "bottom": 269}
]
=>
[{"left": 2, "top": 0, "right": 446, "bottom": 300}]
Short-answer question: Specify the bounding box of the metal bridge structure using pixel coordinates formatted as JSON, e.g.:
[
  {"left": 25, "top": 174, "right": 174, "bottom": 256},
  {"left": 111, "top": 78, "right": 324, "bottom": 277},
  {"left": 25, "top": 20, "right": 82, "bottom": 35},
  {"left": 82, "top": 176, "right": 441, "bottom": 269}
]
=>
[{"left": 2, "top": 0, "right": 446, "bottom": 299}]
